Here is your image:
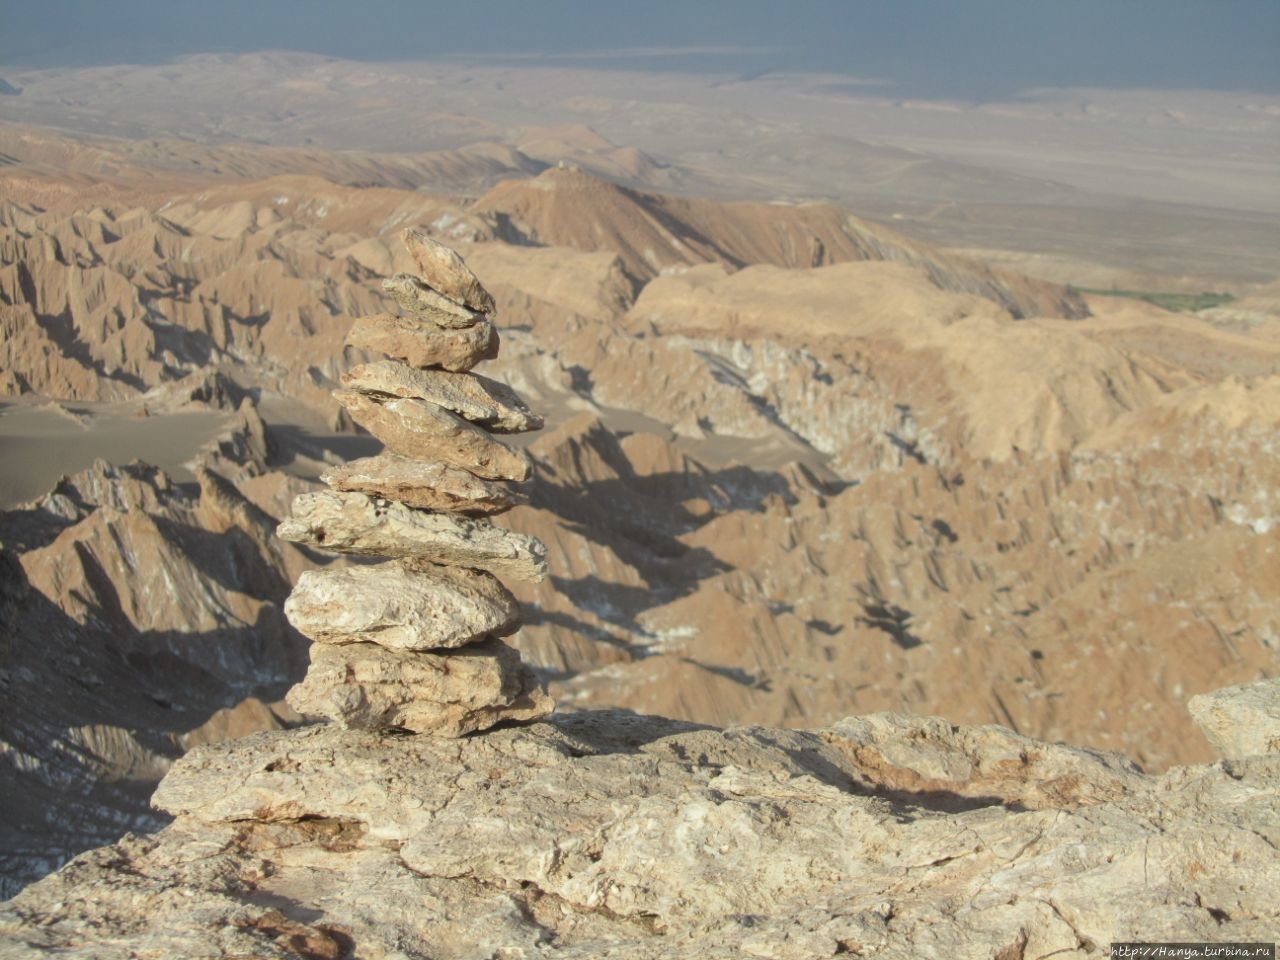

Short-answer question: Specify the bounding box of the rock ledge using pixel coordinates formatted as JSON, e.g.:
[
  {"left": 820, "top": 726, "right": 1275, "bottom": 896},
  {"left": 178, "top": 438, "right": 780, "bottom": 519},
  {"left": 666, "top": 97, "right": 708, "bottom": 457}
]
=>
[{"left": 3, "top": 708, "right": 1276, "bottom": 958}]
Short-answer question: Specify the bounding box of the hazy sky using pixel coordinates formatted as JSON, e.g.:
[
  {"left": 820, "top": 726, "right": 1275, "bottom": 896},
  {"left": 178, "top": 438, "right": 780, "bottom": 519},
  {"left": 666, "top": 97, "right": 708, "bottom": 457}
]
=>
[{"left": 2, "top": 0, "right": 1278, "bottom": 99}]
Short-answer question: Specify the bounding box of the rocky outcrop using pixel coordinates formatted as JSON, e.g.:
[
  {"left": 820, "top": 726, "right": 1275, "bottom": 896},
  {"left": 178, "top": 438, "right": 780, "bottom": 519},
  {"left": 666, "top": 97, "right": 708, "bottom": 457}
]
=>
[
  {"left": 2, "top": 706, "right": 1276, "bottom": 957},
  {"left": 1189, "top": 678, "right": 1280, "bottom": 759},
  {"left": 276, "top": 231, "right": 552, "bottom": 736},
  {"left": 490, "top": 312, "right": 1280, "bottom": 770}
]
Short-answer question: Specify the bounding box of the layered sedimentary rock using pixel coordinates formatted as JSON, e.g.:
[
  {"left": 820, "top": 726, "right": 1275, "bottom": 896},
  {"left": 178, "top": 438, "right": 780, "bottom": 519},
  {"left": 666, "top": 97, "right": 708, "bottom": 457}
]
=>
[
  {"left": 276, "top": 230, "right": 552, "bottom": 735},
  {"left": 278, "top": 490, "right": 547, "bottom": 582},
  {"left": 320, "top": 453, "right": 526, "bottom": 514}
]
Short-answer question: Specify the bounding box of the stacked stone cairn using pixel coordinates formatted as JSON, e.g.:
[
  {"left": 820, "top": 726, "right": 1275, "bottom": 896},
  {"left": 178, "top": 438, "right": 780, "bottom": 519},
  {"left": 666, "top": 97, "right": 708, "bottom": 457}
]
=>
[{"left": 276, "top": 230, "right": 554, "bottom": 736}]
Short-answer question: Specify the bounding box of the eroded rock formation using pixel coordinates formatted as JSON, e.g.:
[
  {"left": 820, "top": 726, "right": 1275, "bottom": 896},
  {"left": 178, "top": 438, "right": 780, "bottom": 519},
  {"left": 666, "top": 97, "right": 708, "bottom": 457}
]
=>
[
  {"left": 276, "top": 230, "right": 552, "bottom": 736},
  {"left": 1189, "top": 678, "right": 1280, "bottom": 760},
  {"left": 3, "top": 229, "right": 1278, "bottom": 957},
  {"left": 3, "top": 145, "right": 1278, "bottom": 917}
]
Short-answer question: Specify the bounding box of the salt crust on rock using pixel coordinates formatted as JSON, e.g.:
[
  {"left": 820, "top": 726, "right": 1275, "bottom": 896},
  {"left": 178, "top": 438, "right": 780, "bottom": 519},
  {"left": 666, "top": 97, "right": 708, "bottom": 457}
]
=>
[
  {"left": 7, "top": 710, "right": 1273, "bottom": 958},
  {"left": 321, "top": 452, "right": 525, "bottom": 514},
  {"left": 335, "top": 389, "right": 532, "bottom": 481},
  {"left": 402, "top": 228, "right": 497, "bottom": 314},
  {"left": 343, "top": 360, "right": 543, "bottom": 433},
  {"left": 277, "top": 490, "right": 548, "bottom": 582},
  {"left": 285, "top": 638, "right": 552, "bottom": 735},
  {"left": 283, "top": 559, "right": 520, "bottom": 650},
  {"left": 345, "top": 311, "right": 499, "bottom": 372}
]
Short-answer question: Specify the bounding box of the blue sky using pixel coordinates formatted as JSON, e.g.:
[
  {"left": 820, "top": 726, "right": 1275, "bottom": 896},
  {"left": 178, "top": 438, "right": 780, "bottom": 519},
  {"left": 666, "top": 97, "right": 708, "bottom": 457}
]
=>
[{"left": 2, "top": 0, "right": 1278, "bottom": 98}]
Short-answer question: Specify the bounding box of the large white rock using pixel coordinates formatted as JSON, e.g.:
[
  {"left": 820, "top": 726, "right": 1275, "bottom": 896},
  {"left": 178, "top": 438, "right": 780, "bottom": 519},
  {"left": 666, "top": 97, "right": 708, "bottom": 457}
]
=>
[
  {"left": 277, "top": 490, "right": 548, "bottom": 582},
  {"left": 283, "top": 560, "right": 521, "bottom": 650},
  {"left": 285, "top": 638, "right": 552, "bottom": 736},
  {"left": 343, "top": 360, "right": 543, "bottom": 433},
  {"left": 1188, "top": 678, "right": 1280, "bottom": 759},
  {"left": 335, "top": 389, "right": 532, "bottom": 482}
]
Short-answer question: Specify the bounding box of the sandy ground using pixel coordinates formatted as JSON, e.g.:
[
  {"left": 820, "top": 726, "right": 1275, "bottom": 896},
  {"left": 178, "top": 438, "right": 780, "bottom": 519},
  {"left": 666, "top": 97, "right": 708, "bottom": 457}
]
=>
[{"left": 0, "top": 400, "right": 229, "bottom": 508}]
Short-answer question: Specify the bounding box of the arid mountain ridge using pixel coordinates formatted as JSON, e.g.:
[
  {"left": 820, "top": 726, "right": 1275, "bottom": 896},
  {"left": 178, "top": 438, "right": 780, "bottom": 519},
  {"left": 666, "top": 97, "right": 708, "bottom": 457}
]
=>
[
  {"left": 3, "top": 51, "right": 1279, "bottom": 286},
  {"left": 1, "top": 121, "right": 1278, "bottom": 899},
  {"left": 0, "top": 152, "right": 1087, "bottom": 403}
]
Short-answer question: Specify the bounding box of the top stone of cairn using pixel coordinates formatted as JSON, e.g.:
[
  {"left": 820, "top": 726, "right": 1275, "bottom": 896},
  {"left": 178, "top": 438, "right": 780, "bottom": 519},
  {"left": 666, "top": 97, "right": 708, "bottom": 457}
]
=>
[{"left": 401, "top": 228, "right": 496, "bottom": 315}]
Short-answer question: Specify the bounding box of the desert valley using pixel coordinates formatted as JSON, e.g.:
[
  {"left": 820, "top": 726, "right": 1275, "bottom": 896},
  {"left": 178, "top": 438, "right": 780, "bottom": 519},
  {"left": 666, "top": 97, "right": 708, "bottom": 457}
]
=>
[{"left": 0, "top": 49, "right": 1278, "bottom": 956}]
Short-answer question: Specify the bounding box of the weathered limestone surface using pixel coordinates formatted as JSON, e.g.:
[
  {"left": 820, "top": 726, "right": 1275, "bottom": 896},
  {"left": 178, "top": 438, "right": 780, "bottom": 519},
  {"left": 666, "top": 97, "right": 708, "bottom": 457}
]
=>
[
  {"left": 321, "top": 453, "right": 526, "bottom": 514},
  {"left": 283, "top": 560, "right": 520, "bottom": 650},
  {"left": 277, "top": 490, "right": 548, "bottom": 582},
  {"left": 286, "top": 639, "right": 552, "bottom": 735},
  {"left": 335, "top": 389, "right": 532, "bottom": 481},
  {"left": 382, "top": 274, "right": 484, "bottom": 328},
  {"left": 343, "top": 360, "right": 543, "bottom": 433},
  {"left": 820, "top": 712, "right": 1146, "bottom": 808},
  {"left": 6, "top": 708, "right": 1277, "bottom": 959},
  {"left": 1188, "top": 678, "right": 1280, "bottom": 759},
  {"left": 345, "top": 311, "right": 499, "bottom": 371},
  {"left": 402, "top": 228, "right": 497, "bottom": 314}
]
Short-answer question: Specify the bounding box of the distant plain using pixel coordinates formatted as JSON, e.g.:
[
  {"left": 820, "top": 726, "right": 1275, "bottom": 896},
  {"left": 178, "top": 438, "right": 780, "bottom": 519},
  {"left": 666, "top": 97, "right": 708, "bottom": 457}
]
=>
[{"left": 2, "top": 53, "right": 1277, "bottom": 285}]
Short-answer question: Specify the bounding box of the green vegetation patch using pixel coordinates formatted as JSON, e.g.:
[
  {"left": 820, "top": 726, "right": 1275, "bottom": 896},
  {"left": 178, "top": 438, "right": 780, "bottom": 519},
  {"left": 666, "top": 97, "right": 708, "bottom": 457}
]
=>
[{"left": 1072, "top": 287, "right": 1236, "bottom": 313}]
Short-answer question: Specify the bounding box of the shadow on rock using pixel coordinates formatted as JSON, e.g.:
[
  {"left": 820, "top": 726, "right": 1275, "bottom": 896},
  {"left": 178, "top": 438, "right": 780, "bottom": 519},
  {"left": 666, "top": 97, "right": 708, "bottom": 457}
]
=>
[{"left": 547, "top": 708, "right": 720, "bottom": 755}]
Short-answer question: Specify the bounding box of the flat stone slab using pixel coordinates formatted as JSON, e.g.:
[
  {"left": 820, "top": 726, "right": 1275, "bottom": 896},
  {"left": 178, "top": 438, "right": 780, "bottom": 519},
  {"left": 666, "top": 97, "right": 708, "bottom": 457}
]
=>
[
  {"left": 321, "top": 453, "right": 525, "bottom": 515},
  {"left": 383, "top": 274, "right": 484, "bottom": 329},
  {"left": 277, "top": 490, "right": 548, "bottom": 582},
  {"left": 284, "top": 559, "right": 521, "bottom": 651},
  {"left": 344, "top": 361, "right": 543, "bottom": 433},
  {"left": 1188, "top": 678, "right": 1280, "bottom": 759},
  {"left": 286, "top": 637, "right": 553, "bottom": 736},
  {"left": 335, "top": 390, "right": 531, "bottom": 482},
  {"left": 402, "top": 228, "right": 496, "bottom": 314},
  {"left": 346, "top": 312, "right": 498, "bottom": 372}
]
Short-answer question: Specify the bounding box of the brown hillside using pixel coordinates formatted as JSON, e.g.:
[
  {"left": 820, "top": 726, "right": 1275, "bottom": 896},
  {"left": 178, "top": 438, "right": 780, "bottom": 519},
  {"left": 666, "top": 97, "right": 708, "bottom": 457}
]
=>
[{"left": 473, "top": 165, "right": 1086, "bottom": 318}]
